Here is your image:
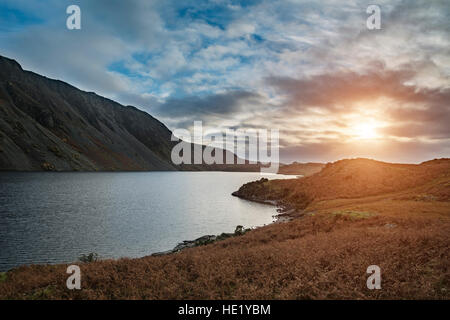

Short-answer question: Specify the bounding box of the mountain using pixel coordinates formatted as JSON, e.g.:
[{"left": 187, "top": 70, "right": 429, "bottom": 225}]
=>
[{"left": 0, "top": 55, "right": 257, "bottom": 171}]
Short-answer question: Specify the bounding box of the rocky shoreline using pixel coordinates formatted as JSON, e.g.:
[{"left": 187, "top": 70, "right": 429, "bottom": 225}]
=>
[
  {"left": 151, "top": 225, "right": 252, "bottom": 256},
  {"left": 152, "top": 183, "right": 299, "bottom": 256},
  {"left": 232, "top": 178, "right": 300, "bottom": 221}
]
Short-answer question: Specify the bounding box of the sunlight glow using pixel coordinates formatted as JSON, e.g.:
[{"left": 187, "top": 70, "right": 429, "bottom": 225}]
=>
[{"left": 353, "top": 121, "right": 380, "bottom": 140}]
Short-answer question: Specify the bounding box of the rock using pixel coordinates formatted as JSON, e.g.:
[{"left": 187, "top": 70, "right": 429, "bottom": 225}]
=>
[
  {"left": 234, "top": 225, "right": 245, "bottom": 235},
  {"left": 151, "top": 250, "right": 174, "bottom": 256},
  {"left": 173, "top": 235, "right": 218, "bottom": 251},
  {"left": 151, "top": 226, "right": 252, "bottom": 256},
  {"left": 217, "top": 232, "right": 234, "bottom": 240}
]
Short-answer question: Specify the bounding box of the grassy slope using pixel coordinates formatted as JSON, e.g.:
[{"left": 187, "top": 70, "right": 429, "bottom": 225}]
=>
[
  {"left": 278, "top": 162, "right": 325, "bottom": 176},
  {"left": 0, "top": 159, "right": 449, "bottom": 299}
]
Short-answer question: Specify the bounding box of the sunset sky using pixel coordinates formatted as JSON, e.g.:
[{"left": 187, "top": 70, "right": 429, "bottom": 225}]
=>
[{"left": 1, "top": 0, "right": 449, "bottom": 163}]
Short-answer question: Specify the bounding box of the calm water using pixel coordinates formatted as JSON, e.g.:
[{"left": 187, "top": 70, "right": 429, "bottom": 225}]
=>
[{"left": 0, "top": 172, "right": 295, "bottom": 271}]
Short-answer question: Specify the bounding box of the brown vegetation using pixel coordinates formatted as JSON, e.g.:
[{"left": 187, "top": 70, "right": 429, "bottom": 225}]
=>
[
  {"left": 234, "top": 158, "right": 450, "bottom": 210},
  {"left": 0, "top": 158, "right": 449, "bottom": 299},
  {"left": 278, "top": 162, "right": 325, "bottom": 176}
]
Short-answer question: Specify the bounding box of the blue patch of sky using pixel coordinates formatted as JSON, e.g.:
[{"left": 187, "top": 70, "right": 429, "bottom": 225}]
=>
[
  {"left": 250, "top": 34, "right": 264, "bottom": 43},
  {"left": 107, "top": 0, "right": 297, "bottom": 101},
  {"left": 175, "top": 6, "right": 230, "bottom": 31},
  {"left": 172, "top": 0, "right": 262, "bottom": 31},
  {"left": 107, "top": 59, "right": 157, "bottom": 91},
  {"left": 131, "top": 52, "right": 154, "bottom": 66},
  {"left": 0, "top": 4, "right": 45, "bottom": 32},
  {"left": 107, "top": 61, "right": 133, "bottom": 77}
]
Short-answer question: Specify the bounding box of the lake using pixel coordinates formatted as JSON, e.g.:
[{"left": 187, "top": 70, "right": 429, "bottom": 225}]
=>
[{"left": 0, "top": 171, "right": 295, "bottom": 271}]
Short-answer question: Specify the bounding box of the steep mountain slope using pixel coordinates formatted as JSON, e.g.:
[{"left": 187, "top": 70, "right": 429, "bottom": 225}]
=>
[
  {"left": 0, "top": 55, "right": 180, "bottom": 171},
  {"left": 0, "top": 55, "right": 256, "bottom": 171}
]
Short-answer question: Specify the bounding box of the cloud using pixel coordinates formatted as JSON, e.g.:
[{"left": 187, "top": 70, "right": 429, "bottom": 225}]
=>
[
  {"left": 154, "top": 90, "right": 262, "bottom": 118},
  {"left": 267, "top": 66, "right": 414, "bottom": 109},
  {"left": 0, "top": 0, "right": 449, "bottom": 162},
  {"left": 280, "top": 138, "right": 450, "bottom": 164},
  {"left": 266, "top": 64, "right": 450, "bottom": 140}
]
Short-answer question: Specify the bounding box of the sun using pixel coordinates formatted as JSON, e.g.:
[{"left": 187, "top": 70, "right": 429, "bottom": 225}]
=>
[{"left": 353, "top": 122, "right": 379, "bottom": 140}]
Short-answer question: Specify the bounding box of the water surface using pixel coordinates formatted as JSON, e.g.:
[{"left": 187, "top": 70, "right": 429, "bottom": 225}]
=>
[{"left": 0, "top": 171, "right": 295, "bottom": 271}]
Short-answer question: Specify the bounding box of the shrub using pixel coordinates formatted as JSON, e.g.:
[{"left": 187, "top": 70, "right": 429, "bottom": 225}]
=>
[{"left": 78, "top": 252, "right": 99, "bottom": 263}]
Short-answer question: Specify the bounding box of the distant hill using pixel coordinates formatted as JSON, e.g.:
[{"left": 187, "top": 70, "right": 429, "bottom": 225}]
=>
[
  {"left": 234, "top": 158, "right": 450, "bottom": 209},
  {"left": 278, "top": 162, "right": 325, "bottom": 176},
  {"left": 0, "top": 55, "right": 258, "bottom": 171}
]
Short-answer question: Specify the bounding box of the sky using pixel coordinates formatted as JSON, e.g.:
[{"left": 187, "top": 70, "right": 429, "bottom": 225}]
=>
[{"left": 0, "top": 0, "right": 449, "bottom": 163}]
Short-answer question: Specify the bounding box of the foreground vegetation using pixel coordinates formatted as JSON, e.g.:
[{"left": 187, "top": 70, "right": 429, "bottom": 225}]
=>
[{"left": 0, "top": 158, "right": 449, "bottom": 299}]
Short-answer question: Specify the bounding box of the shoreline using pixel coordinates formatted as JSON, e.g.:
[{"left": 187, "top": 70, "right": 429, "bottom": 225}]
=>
[
  {"left": 0, "top": 173, "right": 299, "bottom": 271},
  {"left": 0, "top": 189, "right": 289, "bottom": 272},
  {"left": 231, "top": 187, "right": 299, "bottom": 222},
  {"left": 1, "top": 158, "right": 448, "bottom": 299},
  {"left": 152, "top": 196, "right": 298, "bottom": 257},
  {"left": 0, "top": 171, "right": 298, "bottom": 272}
]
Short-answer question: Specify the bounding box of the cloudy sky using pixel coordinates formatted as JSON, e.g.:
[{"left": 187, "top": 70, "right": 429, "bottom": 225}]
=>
[{"left": 1, "top": 0, "right": 449, "bottom": 163}]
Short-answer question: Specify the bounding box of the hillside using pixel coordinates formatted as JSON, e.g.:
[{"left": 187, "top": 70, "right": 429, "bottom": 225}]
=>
[
  {"left": 234, "top": 158, "right": 450, "bottom": 210},
  {"left": 0, "top": 158, "right": 448, "bottom": 299},
  {"left": 278, "top": 162, "right": 325, "bottom": 176},
  {"left": 0, "top": 55, "right": 258, "bottom": 171},
  {"left": 0, "top": 56, "right": 177, "bottom": 170}
]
